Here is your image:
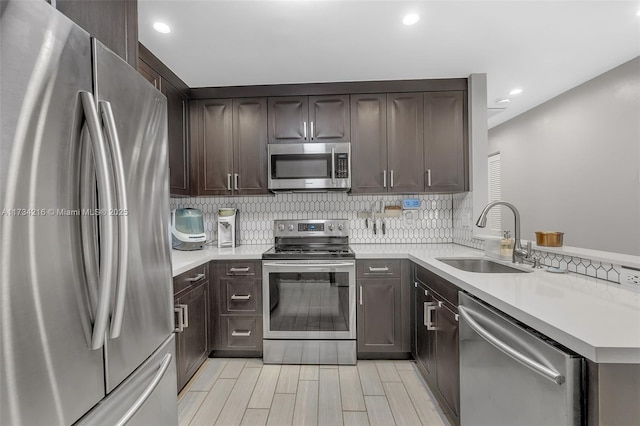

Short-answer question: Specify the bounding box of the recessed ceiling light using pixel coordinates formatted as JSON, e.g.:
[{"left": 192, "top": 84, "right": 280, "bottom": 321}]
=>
[
  {"left": 153, "top": 22, "right": 171, "bottom": 34},
  {"left": 509, "top": 88, "right": 523, "bottom": 95},
  {"left": 402, "top": 14, "right": 420, "bottom": 26},
  {"left": 496, "top": 98, "right": 511, "bottom": 104}
]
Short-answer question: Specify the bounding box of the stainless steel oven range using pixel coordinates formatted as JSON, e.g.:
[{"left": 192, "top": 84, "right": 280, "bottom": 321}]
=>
[{"left": 262, "top": 219, "right": 356, "bottom": 364}]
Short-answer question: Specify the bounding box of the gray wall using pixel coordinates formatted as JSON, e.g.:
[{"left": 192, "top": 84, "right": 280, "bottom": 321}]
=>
[{"left": 489, "top": 57, "right": 640, "bottom": 256}]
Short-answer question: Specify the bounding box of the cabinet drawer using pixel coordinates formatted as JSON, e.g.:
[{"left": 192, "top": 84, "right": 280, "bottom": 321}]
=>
[
  {"left": 174, "top": 264, "right": 209, "bottom": 295},
  {"left": 221, "top": 261, "right": 261, "bottom": 277},
  {"left": 221, "top": 278, "right": 262, "bottom": 314},
  {"left": 357, "top": 259, "right": 401, "bottom": 278},
  {"left": 222, "top": 316, "right": 262, "bottom": 349},
  {"left": 415, "top": 265, "right": 460, "bottom": 307}
]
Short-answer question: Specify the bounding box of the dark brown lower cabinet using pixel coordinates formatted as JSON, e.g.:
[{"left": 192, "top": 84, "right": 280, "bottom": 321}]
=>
[
  {"left": 210, "top": 261, "right": 263, "bottom": 355},
  {"left": 356, "top": 259, "right": 410, "bottom": 355},
  {"left": 174, "top": 274, "right": 209, "bottom": 392},
  {"left": 413, "top": 264, "right": 460, "bottom": 426}
]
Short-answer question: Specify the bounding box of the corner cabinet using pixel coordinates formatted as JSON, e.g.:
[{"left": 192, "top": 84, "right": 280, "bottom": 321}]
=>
[
  {"left": 356, "top": 259, "right": 411, "bottom": 355},
  {"left": 413, "top": 264, "right": 461, "bottom": 426},
  {"left": 193, "top": 98, "right": 269, "bottom": 196},
  {"left": 138, "top": 45, "right": 191, "bottom": 196},
  {"left": 173, "top": 264, "right": 210, "bottom": 392},
  {"left": 268, "top": 95, "right": 350, "bottom": 143}
]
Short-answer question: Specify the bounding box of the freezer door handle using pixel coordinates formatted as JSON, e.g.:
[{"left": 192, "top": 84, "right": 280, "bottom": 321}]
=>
[
  {"left": 114, "top": 353, "right": 172, "bottom": 426},
  {"left": 458, "top": 306, "right": 565, "bottom": 385},
  {"left": 80, "top": 91, "right": 116, "bottom": 350},
  {"left": 100, "top": 100, "right": 129, "bottom": 340}
]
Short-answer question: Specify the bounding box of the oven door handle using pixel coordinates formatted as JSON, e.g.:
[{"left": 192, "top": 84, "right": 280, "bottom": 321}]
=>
[{"left": 263, "top": 262, "right": 354, "bottom": 267}]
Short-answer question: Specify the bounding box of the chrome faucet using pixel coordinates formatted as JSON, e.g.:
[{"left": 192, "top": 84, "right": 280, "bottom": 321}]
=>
[{"left": 476, "top": 201, "right": 532, "bottom": 264}]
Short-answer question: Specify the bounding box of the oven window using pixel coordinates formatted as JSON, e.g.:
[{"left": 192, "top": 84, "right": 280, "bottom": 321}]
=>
[
  {"left": 271, "top": 154, "right": 331, "bottom": 179},
  {"left": 268, "top": 272, "right": 350, "bottom": 332}
]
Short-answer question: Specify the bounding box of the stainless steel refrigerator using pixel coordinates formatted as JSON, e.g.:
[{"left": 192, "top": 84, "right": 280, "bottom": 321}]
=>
[{"left": 0, "top": 1, "right": 177, "bottom": 425}]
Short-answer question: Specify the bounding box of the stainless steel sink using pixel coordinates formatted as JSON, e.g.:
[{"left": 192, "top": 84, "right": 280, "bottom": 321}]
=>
[{"left": 436, "top": 257, "right": 532, "bottom": 273}]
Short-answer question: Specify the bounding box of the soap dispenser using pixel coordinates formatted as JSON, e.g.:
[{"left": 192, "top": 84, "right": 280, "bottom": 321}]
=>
[{"left": 501, "top": 231, "right": 514, "bottom": 258}]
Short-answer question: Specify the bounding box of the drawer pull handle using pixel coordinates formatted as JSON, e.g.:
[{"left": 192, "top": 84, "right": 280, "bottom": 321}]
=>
[
  {"left": 186, "top": 273, "right": 205, "bottom": 282},
  {"left": 229, "top": 267, "right": 250, "bottom": 273},
  {"left": 232, "top": 330, "right": 251, "bottom": 337},
  {"left": 231, "top": 294, "right": 251, "bottom": 301},
  {"left": 368, "top": 266, "right": 389, "bottom": 272}
]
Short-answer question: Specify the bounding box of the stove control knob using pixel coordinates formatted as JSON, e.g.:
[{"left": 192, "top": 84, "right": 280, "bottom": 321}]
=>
[
  {"left": 328, "top": 224, "right": 335, "bottom": 231},
  {"left": 278, "top": 224, "right": 285, "bottom": 231},
  {"left": 338, "top": 224, "right": 344, "bottom": 231},
  {"left": 288, "top": 224, "right": 295, "bottom": 231}
]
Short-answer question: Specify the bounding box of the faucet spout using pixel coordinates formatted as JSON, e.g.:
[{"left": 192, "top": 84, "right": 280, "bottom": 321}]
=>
[{"left": 476, "top": 201, "right": 529, "bottom": 263}]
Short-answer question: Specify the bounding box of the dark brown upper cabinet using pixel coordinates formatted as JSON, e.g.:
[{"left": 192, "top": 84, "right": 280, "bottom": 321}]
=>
[
  {"left": 387, "top": 93, "right": 425, "bottom": 193},
  {"left": 350, "top": 94, "right": 388, "bottom": 194},
  {"left": 55, "top": 0, "right": 138, "bottom": 68},
  {"left": 162, "top": 81, "right": 190, "bottom": 196},
  {"left": 268, "top": 95, "right": 350, "bottom": 143},
  {"left": 424, "top": 91, "right": 468, "bottom": 193},
  {"left": 194, "top": 98, "right": 269, "bottom": 196},
  {"left": 351, "top": 93, "right": 424, "bottom": 194},
  {"left": 138, "top": 45, "right": 191, "bottom": 197}
]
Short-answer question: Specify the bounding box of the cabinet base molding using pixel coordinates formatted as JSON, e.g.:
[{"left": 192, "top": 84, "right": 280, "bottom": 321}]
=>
[
  {"left": 209, "top": 350, "right": 262, "bottom": 358},
  {"left": 356, "top": 352, "right": 412, "bottom": 360}
]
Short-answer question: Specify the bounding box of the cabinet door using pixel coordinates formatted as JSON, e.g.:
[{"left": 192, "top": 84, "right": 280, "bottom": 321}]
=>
[
  {"left": 309, "top": 95, "right": 350, "bottom": 142},
  {"left": 424, "top": 91, "right": 467, "bottom": 193},
  {"left": 197, "top": 99, "right": 233, "bottom": 195},
  {"left": 415, "top": 286, "right": 437, "bottom": 382},
  {"left": 436, "top": 303, "right": 460, "bottom": 422},
  {"left": 357, "top": 279, "right": 402, "bottom": 352},
  {"left": 55, "top": 0, "right": 137, "bottom": 68},
  {"left": 350, "top": 94, "right": 387, "bottom": 194},
  {"left": 268, "top": 96, "right": 309, "bottom": 143},
  {"left": 138, "top": 60, "right": 160, "bottom": 89},
  {"left": 162, "top": 80, "right": 190, "bottom": 196},
  {"left": 175, "top": 281, "right": 209, "bottom": 391},
  {"left": 387, "top": 93, "right": 424, "bottom": 193},
  {"left": 233, "top": 98, "right": 269, "bottom": 195}
]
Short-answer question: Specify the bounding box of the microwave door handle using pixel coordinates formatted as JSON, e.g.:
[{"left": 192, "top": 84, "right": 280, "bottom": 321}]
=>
[{"left": 331, "top": 147, "right": 336, "bottom": 184}]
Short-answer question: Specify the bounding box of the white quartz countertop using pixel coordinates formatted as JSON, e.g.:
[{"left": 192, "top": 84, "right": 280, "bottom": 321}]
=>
[
  {"left": 171, "top": 245, "right": 272, "bottom": 276},
  {"left": 170, "top": 243, "right": 640, "bottom": 363},
  {"left": 352, "top": 243, "right": 640, "bottom": 364}
]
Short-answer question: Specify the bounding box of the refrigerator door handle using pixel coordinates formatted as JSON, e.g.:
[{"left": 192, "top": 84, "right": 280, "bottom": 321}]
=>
[
  {"left": 80, "top": 91, "right": 116, "bottom": 350},
  {"left": 458, "top": 306, "right": 565, "bottom": 385},
  {"left": 114, "top": 353, "right": 172, "bottom": 426},
  {"left": 99, "top": 100, "right": 129, "bottom": 340}
]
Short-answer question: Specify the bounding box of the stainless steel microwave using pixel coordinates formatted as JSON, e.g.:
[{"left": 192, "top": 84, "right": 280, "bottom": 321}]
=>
[{"left": 268, "top": 142, "right": 351, "bottom": 192}]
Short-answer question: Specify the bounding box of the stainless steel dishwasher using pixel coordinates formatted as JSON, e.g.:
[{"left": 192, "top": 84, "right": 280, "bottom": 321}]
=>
[{"left": 458, "top": 292, "right": 585, "bottom": 426}]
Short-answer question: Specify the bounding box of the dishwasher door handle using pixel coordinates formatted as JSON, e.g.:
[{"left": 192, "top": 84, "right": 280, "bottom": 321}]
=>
[{"left": 458, "top": 306, "right": 565, "bottom": 385}]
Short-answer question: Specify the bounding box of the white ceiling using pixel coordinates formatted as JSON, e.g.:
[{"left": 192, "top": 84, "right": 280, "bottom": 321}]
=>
[{"left": 138, "top": 1, "right": 640, "bottom": 128}]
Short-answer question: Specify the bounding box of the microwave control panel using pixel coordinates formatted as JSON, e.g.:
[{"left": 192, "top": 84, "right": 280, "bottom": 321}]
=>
[{"left": 335, "top": 153, "right": 349, "bottom": 178}]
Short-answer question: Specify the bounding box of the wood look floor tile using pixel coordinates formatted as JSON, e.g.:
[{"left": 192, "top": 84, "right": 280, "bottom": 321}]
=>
[
  {"left": 342, "top": 411, "right": 370, "bottom": 426},
  {"left": 357, "top": 361, "right": 385, "bottom": 396},
  {"left": 398, "top": 370, "right": 446, "bottom": 426},
  {"left": 219, "top": 359, "right": 247, "bottom": 379},
  {"left": 375, "top": 361, "right": 401, "bottom": 382},
  {"left": 189, "top": 379, "right": 236, "bottom": 426},
  {"left": 364, "top": 395, "right": 396, "bottom": 426},
  {"left": 215, "top": 367, "right": 261, "bottom": 426},
  {"left": 189, "top": 359, "right": 228, "bottom": 391},
  {"left": 383, "top": 382, "right": 421, "bottom": 426},
  {"left": 275, "top": 365, "right": 300, "bottom": 394},
  {"left": 292, "top": 381, "right": 319, "bottom": 426},
  {"left": 393, "top": 361, "right": 415, "bottom": 371},
  {"left": 338, "top": 366, "right": 366, "bottom": 411},
  {"left": 248, "top": 365, "right": 281, "bottom": 409},
  {"left": 266, "top": 393, "right": 296, "bottom": 426},
  {"left": 177, "top": 392, "right": 206, "bottom": 426},
  {"left": 240, "top": 408, "right": 269, "bottom": 426},
  {"left": 300, "top": 365, "right": 320, "bottom": 380},
  {"left": 318, "top": 368, "right": 343, "bottom": 426}
]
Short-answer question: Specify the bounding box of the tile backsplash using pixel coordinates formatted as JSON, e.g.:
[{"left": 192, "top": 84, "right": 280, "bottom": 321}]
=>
[{"left": 170, "top": 193, "right": 454, "bottom": 245}]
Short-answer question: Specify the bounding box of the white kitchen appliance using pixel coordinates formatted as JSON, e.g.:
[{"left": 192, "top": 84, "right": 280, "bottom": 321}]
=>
[
  {"left": 218, "top": 208, "right": 239, "bottom": 248},
  {"left": 171, "top": 208, "right": 206, "bottom": 251}
]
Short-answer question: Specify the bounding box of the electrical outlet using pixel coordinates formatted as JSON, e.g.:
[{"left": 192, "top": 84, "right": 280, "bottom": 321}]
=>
[{"left": 620, "top": 266, "right": 640, "bottom": 287}]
